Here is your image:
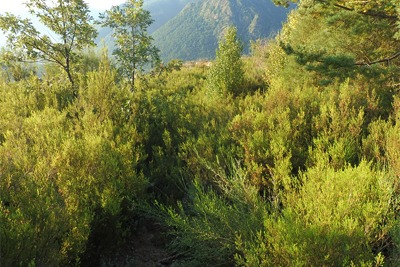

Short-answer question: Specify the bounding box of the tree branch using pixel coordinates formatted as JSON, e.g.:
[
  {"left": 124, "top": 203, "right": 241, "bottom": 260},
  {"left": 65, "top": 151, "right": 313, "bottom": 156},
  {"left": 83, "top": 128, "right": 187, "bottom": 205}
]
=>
[
  {"left": 314, "top": 0, "right": 398, "bottom": 20},
  {"left": 355, "top": 51, "right": 400, "bottom": 66},
  {"left": 23, "top": 38, "right": 65, "bottom": 67},
  {"left": 36, "top": 34, "right": 64, "bottom": 56},
  {"left": 69, "top": 20, "right": 77, "bottom": 51},
  {"left": 333, "top": 3, "right": 398, "bottom": 20},
  {"left": 44, "top": 5, "right": 63, "bottom": 34}
]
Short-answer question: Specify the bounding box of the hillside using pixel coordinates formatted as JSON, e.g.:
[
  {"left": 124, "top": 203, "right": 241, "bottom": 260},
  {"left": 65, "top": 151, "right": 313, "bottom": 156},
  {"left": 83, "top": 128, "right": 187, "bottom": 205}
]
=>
[
  {"left": 151, "top": 0, "right": 292, "bottom": 62},
  {"left": 143, "top": 0, "right": 199, "bottom": 34},
  {"left": 96, "top": 0, "right": 199, "bottom": 47},
  {"left": 2, "top": 0, "right": 400, "bottom": 265}
]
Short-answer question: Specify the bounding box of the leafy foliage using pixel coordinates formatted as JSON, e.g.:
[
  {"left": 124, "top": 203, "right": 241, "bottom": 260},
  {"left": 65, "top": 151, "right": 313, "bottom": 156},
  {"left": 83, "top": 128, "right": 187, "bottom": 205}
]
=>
[
  {"left": 206, "top": 26, "right": 244, "bottom": 97},
  {"left": 2, "top": 0, "right": 400, "bottom": 265},
  {"left": 0, "top": 0, "right": 97, "bottom": 91},
  {"left": 97, "top": 0, "right": 160, "bottom": 91},
  {"left": 272, "top": 0, "right": 400, "bottom": 85}
]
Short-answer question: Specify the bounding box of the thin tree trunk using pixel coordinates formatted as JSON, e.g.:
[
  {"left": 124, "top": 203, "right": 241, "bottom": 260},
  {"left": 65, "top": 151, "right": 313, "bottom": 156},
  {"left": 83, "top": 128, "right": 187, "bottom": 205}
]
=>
[
  {"left": 64, "top": 39, "right": 76, "bottom": 97},
  {"left": 66, "top": 59, "right": 76, "bottom": 97},
  {"left": 131, "top": 28, "right": 135, "bottom": 92},
  {"left": 131, "top": 65, "right": 135, "bottom": 92}
]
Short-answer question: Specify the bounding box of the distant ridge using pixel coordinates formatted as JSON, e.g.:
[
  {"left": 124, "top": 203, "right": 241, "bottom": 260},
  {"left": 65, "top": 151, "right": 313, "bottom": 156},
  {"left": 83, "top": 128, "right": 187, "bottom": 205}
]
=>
[
  {"left": 151, "top": 0, "right": 293, "bottom": 62},
  {"left": 95, "top": 0, "right": 199, "bottom": 47}
]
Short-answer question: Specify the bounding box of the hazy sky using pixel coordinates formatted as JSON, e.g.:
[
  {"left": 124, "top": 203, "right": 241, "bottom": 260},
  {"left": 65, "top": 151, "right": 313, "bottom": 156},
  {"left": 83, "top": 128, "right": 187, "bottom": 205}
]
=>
[
  {"left": 2, "top": 0, "right": 126, "bottom": 12},
  {"left": 1, "top": 1, "right": 127, "bottom": 47}
]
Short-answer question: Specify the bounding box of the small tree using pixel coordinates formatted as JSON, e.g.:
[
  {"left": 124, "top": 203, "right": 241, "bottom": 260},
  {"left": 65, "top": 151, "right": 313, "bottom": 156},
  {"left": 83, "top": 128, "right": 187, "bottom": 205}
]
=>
[
  {"left": 206, "top": 26, "right": 244, "bottom": 97},
  {"left": 0, "top": 0, "right": 98, "bottom": 94},
  {"left": 97, "top": 0, "right": 160, "bottom": 91}
]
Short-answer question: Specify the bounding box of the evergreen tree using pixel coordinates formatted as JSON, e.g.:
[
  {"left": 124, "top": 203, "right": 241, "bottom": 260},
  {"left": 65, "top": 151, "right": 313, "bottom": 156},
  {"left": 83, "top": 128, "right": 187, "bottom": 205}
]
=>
[
  {"left": 271, "top": 0, "right": 400, "bottom": 84},
  {"left": 206, "top": 26, "right": 244, "bottom": 97}
]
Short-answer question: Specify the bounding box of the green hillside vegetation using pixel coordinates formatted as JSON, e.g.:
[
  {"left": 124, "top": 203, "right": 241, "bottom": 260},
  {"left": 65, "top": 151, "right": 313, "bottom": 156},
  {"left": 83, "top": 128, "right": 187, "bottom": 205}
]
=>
[
  {"left": 151, "top": 0, "right": 292, "bottom": 62},
  {"left": 96, "top": 0, "right": 291, "bottom": 63},
  {"left": 2, "top": 0, "right": 400, "bottom": 266},
  {"left": 96, "top": 0, "right": 199, "bottom": 49},
  {"left": 143, "top": 0, "right": 199, "bottom": 34}
]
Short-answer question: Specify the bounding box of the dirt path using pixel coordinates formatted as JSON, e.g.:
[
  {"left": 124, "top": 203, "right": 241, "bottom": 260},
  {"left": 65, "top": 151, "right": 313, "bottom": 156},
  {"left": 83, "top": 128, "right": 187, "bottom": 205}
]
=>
[{"left": 117, "top": 220, "right": 176, "bottom": 267}]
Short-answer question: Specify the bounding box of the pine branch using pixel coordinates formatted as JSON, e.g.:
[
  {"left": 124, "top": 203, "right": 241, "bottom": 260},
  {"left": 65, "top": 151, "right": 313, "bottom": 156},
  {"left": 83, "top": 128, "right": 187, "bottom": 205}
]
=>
[
  {"left": 314, "top": 0, "right": 398, "bottom": 20},
  {"left": 355, "top": 51, "right": 400, "bottom": 66},
  {"left": 333, "top": 3, "right": 398, "bottom": 20}
]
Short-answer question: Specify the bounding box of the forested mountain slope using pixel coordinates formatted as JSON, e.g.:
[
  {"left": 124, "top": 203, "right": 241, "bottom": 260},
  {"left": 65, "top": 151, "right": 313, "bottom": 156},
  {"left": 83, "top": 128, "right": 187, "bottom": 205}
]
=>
[
  {"left": 152, "top": 0, "right": 292, "bottom": 62},
  {"left": 96, "top": 0, "right": 199, "bottom": 47}
]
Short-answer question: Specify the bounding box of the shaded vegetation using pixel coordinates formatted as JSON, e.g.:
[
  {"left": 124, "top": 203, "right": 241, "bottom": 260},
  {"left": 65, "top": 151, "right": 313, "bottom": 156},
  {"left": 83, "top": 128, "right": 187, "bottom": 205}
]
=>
[{"left": 1, "top": 0, "right": 400, "bottom": 266}]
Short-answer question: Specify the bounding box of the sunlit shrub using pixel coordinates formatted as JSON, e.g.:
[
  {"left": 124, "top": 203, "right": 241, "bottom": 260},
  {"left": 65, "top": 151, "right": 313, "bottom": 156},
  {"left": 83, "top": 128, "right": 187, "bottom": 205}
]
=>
[
  {"left": 237, "top": 161, "right": 395, "bottom": 266},
  {"left": 0, "top": 57, "right": 147, "bottom": 266},
  {"left": 205, "top": 26, "right": 244, "bottom": 98}
]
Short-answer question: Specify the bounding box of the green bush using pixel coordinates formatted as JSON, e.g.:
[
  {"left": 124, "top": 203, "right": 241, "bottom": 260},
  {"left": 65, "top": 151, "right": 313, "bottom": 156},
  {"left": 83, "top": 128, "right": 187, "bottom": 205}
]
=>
[
  {"left": 158, "top": 161, "right": 267, "bottom": 267},
  {"left": 2, "top": 2, "right": 400, "bottom": 264},
  {"left": 130, "top": 63, "right": 242, "bottom": 204},
  {"left": 205, "top": 26, "right": 245, "bottom": 98},
  {"left": 0, "top": 58, "right": 147, "bottom": 266},
  {"left": 237, "top": 161, "right": 396, "bottom": 266}
]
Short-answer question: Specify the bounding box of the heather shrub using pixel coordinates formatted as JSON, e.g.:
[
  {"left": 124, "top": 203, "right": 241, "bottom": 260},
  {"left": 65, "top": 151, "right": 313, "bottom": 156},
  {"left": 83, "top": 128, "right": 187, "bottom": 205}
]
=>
[
  {"left": 0, "top": 104, "right": 92, "bottom": 266},
  {"left": 362, "top": 95, "right": 400, "bottom": 178},
  {"left": 230, "top": 78, "right": 316, "bottom": 192},
  {"left": 230, "top": 73, "right": 393, "bottom": 194},
  {"left": 383, "top": 96, "right": 400, "bottom": 179},
  {"left": 0, "top": 58, "right": 147, "bottom": 266},
  {"left": 129, "top": 63, "right": 242, "bottom": 203},
  {"left": 158, "top": 161, "right": 267, "bottom": 267},
  {"left": 236, "top": 161, "right": 396, "bottom": 266}
]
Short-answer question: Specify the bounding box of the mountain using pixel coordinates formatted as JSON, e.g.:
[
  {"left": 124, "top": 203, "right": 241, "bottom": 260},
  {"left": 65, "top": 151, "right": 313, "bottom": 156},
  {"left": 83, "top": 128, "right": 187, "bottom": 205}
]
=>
[
  {"left": 143, "top": 0, "right": 199, "bottom": 34},
  {"left": 95, "top": 0, "right": 199, "bottom": 46},
  {"left": 151, "top": 0, "right": 293, "bottom": 62}
]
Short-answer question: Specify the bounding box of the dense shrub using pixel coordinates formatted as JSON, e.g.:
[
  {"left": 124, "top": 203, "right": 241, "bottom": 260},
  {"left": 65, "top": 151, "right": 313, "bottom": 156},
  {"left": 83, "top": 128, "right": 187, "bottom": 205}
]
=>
[
  {"left": 132, "top": 65, "right": 241, "bottom": 203},
  {"left": 157, "top": 162, "right": 267, "bottom": 267},
  {"left": 0, "top": 59, "right": 146, "bottom": 266},
  {"left": 205, "top": 26, "right": 245, "bottom": 98},
  {"left": 2, "top": 2, "right": 400, "bottom": 263}
]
